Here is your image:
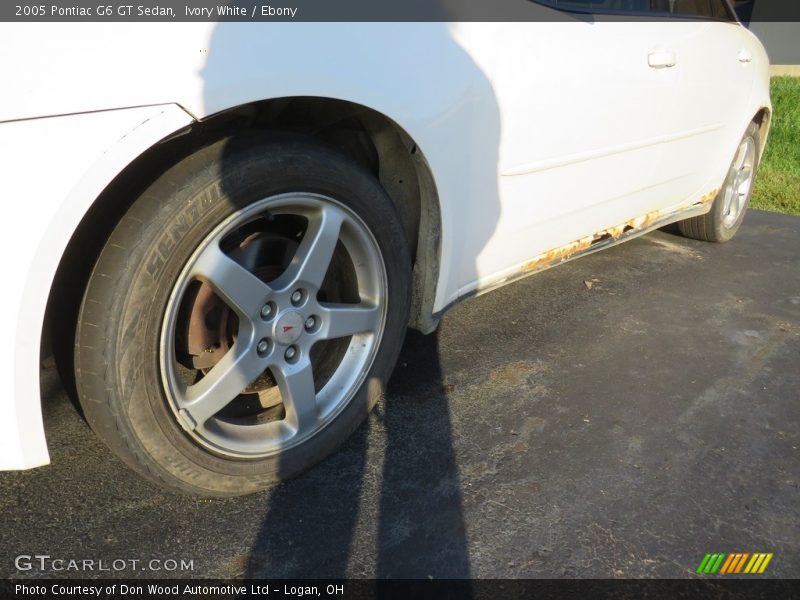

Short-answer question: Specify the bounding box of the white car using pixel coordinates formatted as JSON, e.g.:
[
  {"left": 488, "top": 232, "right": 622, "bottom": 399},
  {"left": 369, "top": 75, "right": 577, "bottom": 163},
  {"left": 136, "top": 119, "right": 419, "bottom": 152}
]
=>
[{"left": 0, "top": 4, "right": 771, "bottom": 495}]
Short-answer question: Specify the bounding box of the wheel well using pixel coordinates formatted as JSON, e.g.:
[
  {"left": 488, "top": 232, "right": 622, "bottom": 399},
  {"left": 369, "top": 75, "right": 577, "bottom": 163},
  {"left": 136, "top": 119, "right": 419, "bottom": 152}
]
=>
[
  {"left": 43, "top": 97, "right": 442, "bottom": 402},
  {"left": 753, "top": 107, "right": 771, "bottom": 152}
]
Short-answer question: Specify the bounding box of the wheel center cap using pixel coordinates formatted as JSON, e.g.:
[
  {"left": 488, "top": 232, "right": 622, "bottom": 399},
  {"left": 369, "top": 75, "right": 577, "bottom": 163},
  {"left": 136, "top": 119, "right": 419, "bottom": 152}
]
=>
[{"left": 274, "top": 311, "right": 304, "bottom": 345}]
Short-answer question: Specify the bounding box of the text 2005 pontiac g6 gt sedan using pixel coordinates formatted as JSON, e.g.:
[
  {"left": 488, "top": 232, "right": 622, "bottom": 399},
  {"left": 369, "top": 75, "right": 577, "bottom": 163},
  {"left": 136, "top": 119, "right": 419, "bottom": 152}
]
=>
[{"left": 0, "top": 4, "right": 770, "bottom": 495}]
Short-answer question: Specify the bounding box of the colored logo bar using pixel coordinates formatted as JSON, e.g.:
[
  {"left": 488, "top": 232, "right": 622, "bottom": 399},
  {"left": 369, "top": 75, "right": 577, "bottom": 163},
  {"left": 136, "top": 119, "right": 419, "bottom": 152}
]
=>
[{"left": 696, "top": 553, "right": 773, "bottom": 574}]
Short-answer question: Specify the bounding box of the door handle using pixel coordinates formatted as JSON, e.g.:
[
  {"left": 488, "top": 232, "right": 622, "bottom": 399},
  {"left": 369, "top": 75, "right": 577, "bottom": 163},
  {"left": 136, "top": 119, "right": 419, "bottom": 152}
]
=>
[
  {"left": 738, "top": 48, "right": 753, "bottom": 63},
  {"left": 648, "top": 51, "right": 677, "bottom": 69}
]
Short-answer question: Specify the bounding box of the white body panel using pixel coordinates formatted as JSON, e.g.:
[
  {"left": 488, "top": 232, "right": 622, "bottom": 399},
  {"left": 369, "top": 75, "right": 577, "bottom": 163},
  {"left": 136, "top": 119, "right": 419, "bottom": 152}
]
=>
[
  {"left": 0, "top": 105, "right": 194, "bottom": 469},
  {"left": 0, "top": 20, "right": 771, "bottom": 468}
]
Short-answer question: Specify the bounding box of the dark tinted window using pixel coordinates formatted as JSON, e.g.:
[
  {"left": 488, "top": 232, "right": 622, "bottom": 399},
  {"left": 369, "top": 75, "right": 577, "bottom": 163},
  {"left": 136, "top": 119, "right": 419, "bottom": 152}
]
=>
[
  {"left": 668, "top": 0, "right": 733, "bottom": 18},
  {"left": 535, "top": 1, "right": 659, "bottom": 11},
  {"left": 535, "top": 0, "right": 735, "bottom": 19}
]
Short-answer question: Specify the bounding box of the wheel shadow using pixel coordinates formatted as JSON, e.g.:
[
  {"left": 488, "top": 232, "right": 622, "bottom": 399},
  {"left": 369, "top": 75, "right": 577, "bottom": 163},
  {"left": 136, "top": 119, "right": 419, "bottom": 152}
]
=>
[
  {"left": 201, "top": 18, "right": 501, "bottom": 583},
  {"left": 243, "top": 330, "right": 472, "bottom": 579}
]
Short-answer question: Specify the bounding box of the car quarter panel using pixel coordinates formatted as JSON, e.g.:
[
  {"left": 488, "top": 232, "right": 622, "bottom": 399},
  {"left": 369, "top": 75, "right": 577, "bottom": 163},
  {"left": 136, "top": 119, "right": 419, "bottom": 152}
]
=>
[{"left": 0, "top": 23, "right": 500, "bottom": 315}]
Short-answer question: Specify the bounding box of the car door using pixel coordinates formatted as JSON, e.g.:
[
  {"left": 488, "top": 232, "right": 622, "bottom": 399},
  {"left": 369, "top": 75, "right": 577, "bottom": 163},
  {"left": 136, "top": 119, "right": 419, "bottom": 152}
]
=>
[
  {"left": 650, "top": 1, "right": 758, "bottom": 195},
  {"left": 451, "top": 1, "right": 743, "bottom": 292}
]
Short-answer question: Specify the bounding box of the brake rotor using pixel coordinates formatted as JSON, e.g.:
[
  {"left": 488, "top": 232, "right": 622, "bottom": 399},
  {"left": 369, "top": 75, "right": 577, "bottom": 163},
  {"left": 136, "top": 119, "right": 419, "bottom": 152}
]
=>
[{"left": 180, "top": 231, "right": 298, "bottom": 409}]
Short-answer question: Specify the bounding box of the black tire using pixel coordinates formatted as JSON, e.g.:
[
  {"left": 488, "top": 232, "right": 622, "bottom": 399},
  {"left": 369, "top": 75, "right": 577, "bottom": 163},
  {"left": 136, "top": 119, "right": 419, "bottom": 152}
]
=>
[
  {"left": 677, "top": 121, "right": 761, "bottom": 243},
  {"left": 75, "top": 134, "right": 411, "bottom": 496}
]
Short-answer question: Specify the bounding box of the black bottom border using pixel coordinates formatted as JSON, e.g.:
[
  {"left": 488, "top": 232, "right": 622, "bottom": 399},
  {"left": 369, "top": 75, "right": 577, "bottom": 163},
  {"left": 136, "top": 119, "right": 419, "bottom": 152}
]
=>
[{"left": 3, "top": 579, "right": 799, "bottom": 600}]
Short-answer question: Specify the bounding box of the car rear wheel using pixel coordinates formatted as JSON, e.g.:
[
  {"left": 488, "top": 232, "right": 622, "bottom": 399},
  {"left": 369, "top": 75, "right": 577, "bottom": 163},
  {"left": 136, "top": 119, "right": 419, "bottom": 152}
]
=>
[
  {"left": 75, "top": 135, "right": 411, "bottom": 496},
  {"left": 678, "top": 121, "right": 760, "bottom": 243}
]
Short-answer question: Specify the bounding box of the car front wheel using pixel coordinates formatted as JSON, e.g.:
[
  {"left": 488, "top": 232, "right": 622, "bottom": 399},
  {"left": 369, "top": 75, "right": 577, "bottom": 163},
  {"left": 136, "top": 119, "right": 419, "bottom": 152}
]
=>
[{"left": 75, "top": 135, "right": 411, "bottom": 496}]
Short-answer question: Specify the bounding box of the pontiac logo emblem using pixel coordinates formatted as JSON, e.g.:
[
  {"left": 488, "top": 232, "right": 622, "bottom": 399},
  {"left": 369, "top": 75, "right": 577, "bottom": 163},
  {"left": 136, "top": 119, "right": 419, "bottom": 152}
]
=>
[{"left": 274, "top": 312, "right": 304, "bottom": 344}]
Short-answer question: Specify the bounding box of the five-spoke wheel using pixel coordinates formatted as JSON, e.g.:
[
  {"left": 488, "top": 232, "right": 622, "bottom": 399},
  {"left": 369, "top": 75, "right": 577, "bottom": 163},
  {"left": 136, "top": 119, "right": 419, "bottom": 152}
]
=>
[
  {"left": 162, "top": 194, "right": 387, "bottom": 457},
  {"left": 720, "top": 136, "right": 756, "bottom": 229},
  {"left": 75, "top": 135, "right": 410, "bottom": 495}
]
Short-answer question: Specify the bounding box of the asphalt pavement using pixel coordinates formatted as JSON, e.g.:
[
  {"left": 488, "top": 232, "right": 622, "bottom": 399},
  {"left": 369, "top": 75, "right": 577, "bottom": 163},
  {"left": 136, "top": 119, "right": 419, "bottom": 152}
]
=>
[{"left": 2, "top": 210, "right": 798, "bottom": 579}]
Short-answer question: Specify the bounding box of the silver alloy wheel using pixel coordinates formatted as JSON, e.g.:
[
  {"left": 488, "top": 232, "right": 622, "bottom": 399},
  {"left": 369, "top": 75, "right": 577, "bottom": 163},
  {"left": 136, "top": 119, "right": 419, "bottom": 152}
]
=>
[
  {"left": 159, "top": 193, "right": 388, "bottom": 458},
  {"left": 721, "top": 135, "right": 757, "bottom": 228}
]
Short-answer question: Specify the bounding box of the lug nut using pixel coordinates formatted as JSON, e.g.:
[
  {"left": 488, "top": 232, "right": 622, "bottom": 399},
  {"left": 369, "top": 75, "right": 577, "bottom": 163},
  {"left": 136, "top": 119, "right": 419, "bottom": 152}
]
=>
[
  {"left": 260, "top": 303, "right": 274, "bottom": 319},
  {"left": 291, "top": 290, "right": 304, "bottom": 305},
  {"left": 304, "top": 316, "right": 316, "bottom": 331},
  {"left": 285, "top": 346, "right": 297, "bottom": 361},
  {"left": 257, "top": 338, "right": 270, "bottom": 355}
]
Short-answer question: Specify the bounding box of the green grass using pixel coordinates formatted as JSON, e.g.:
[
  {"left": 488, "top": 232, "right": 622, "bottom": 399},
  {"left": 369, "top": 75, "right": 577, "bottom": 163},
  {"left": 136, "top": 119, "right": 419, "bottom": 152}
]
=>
[{"left": 751, "top": 76, "right": 800, "bottom": 215}]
